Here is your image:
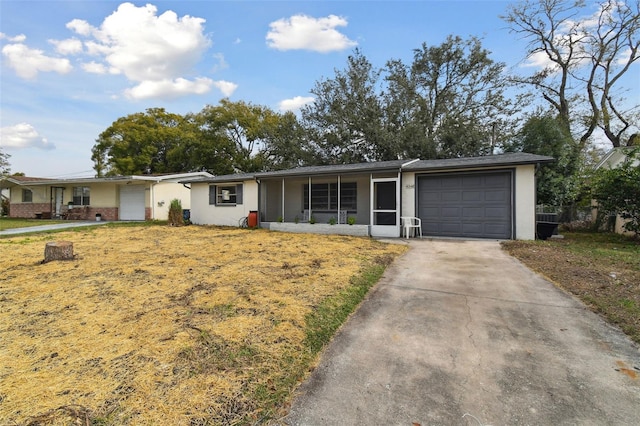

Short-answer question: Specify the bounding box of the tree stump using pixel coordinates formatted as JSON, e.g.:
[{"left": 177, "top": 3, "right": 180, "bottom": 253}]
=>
[{"left": 43, "top": 241, "right": 75, "bottom": 263}]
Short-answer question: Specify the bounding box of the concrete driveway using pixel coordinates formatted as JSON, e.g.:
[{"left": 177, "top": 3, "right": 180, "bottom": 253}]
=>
[{"left": 284, "top": 239, "right": 639, "bottom": 425}]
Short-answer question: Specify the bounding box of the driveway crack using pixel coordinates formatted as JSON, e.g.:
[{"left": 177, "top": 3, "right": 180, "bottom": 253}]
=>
[{"left": 464, "top": 295, "right": 476, "bottom": 349}]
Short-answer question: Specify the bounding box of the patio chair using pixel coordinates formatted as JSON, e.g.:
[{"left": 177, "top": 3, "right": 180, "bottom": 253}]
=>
[{"left": 401, "top": 217, "right": 422, "bottom": 239}]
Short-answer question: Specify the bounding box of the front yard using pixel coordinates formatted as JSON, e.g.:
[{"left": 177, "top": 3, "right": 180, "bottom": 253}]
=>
[
  {"left": 503, "top": 232, "right": 640, "bottom": 344},
  {"left": 0, "top": 225, "right": 406, "bottom": 425}
]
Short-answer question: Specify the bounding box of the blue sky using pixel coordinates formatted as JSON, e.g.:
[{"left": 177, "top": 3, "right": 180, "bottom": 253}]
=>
[{"left": 1, "top": 1, "right": 637, "bottom": 177}]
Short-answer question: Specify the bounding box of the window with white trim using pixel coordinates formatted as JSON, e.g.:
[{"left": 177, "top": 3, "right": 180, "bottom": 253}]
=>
[
  {"left": 22, "top": 189, "right": 33, "bottom": 203},
  {"left": 72, "top": 186, "right": 90, "bottom": 205}
]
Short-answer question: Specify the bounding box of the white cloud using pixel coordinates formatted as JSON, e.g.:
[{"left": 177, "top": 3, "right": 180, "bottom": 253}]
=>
[
  {"left": 211, "top": 53, "right": 228, "bottom": 73},
  {"left": 82, "top": 61, "right": 108, "bottom": 74},
  {"left": 0, "top": 33, "right": 27, "bottom": 42},
  {"left": 521, "top": 50, "right": 556, "bottom": 69},
  {"left": 81, "top": 3, "right": 209, "bottom": 81},
  {"left": 1, "top": 43, "right": 72, "bottom": 79},
  {"left": 66, "top": 18, "right": 93, "bottom": 36},
  {"left": 64, "top": 2, "right": 218, "bottom": 100},
  {"left": 0, "top": 123, "right": 55, "bottom": 150},
  {"left": 124, "top": 77, "right": 214, "bottom": 100},
  {"left": 49, "top": 37, "right": 83, "bottom": 55},
  {"left": 266, "top": 14, "right": 357, "bottom": 52},
  {"left": 212, "top": 80, "right": 238, "bottom": 97},
  {"left": 279, "top": 96, "right": 315, "bottom": 112}
]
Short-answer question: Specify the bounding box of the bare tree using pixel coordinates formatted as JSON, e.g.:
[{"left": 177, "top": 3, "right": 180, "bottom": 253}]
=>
[{"left": 504, "top": 0, "right": 640, "bottom": 148}]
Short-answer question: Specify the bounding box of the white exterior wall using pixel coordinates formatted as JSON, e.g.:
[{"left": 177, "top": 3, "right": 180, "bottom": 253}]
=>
[
  {"left": 190, "top": 180, "right": 259, "bottom": 226},
  {"left": 151, "top": 182, "right": 192, "bottom": 220},
  {"left": 401, "top": 171, "right": 416, "bottom": 218},
  {"left": 514, "top": 164, "right": 536, "bottom": 240}
]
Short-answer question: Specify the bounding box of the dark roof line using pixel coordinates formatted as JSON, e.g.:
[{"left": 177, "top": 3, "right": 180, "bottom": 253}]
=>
[{"left": 179, "top": 153, "right": 553, "bottom": 184}]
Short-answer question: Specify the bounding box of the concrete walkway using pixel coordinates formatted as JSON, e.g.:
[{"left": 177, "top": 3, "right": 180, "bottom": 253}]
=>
[
  {"left": 0, "top": 221, "right": 108, "bottom": 236},
  {"left": 284, "top": 239, "right": 640, "bottom": 425}
]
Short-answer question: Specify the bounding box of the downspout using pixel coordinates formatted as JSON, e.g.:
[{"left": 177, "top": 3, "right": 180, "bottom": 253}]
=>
[
  {"left": 150, "top": 177, "right": 162, "bottom": 220},
  {"left": 256, "top": 178, "right": 261, "bottom": 226}
]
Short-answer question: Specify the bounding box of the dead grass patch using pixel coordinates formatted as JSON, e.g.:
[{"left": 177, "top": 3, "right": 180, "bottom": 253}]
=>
[
  {"left": 0, "top": 225, "right": 406, "bottom": 425},
  {"left": 502, "top": 232, "right": 640, "bottom": 344}
]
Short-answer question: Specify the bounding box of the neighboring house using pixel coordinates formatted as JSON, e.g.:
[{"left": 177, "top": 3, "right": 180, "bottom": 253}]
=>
[
  {"left": 592, "top": 147, "right": 640, "bottom": 235},
  {"left": 0, "top": 172, "right": 213, "bottom": 221},
  {"left": 183, "top": 153, "right": 553, "bottom": 240}
]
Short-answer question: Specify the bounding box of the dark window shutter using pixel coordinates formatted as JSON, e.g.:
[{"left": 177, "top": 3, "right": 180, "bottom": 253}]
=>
[
  {"left": 236, "top": 184, "right": 243, "bottom": 204},
  {"left": 209, "top": 185, "right": 216, "bottom": 205}
]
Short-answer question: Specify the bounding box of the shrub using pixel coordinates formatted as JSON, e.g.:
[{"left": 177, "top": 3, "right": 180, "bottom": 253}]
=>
[
  {"left": 591, "top": 152, "right": 640, "bottom": 237},
  {"left": 1, "top": 197, "right": 9, "bottom": 216},
  {"left": 168, "top": 199, "right": 184, "bottom": 227}
]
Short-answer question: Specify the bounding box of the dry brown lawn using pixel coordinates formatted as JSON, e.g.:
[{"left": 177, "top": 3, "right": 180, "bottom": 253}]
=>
[{"left": 0, "top": 225, "right": 406, "bottom": 425}]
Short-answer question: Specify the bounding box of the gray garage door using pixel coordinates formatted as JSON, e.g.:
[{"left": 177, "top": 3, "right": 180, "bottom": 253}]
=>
[{"left": 417, "top": 171, "right": 513, "bottom": 239}]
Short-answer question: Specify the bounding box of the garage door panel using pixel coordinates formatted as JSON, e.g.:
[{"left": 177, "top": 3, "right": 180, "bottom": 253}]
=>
[
  {"left": 421, "top": 192, "right": 441, "bottom": 202},
  {"left": 442, "top": 178, "right": 462, "bottom": 188},
  {"left": 441, "top": 192, "right": 460, "bottom": 202},
  {"left": 485, "top": 190, "right": 507, "bottom": 201},
  {"left": 463, "top": 207, "right": 483, "bottom": 218},
  {"left": 485, "top": 206, "right": 509, "bottom": 217},
  {"left": 462, "top": 191, "right": 482, "bottom": 201},
  {"left": 485, "top": 223, "right": 510, "bottom": 235},
  {"left": 462, "top": 223, "right": 483, "bottom": 233},
  {"left": 417, "top": 172, "right": 512, "bottom": 239},
  {"left": 485, "top": 174, "right": 509, "bottom": 186},
  {"left": 441, "top": 207, "right": 460, "bottom": 217},
  {"left": 441, "top": 223, "right": 462, "bottom": 233},
  {"left": 462, "top": 176, "right": 483, "bottom": 186}
]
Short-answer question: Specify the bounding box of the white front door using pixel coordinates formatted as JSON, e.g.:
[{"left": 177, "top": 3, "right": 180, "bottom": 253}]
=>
[{"left": 370, "top": 178, "right": 401, "bottom": 237}]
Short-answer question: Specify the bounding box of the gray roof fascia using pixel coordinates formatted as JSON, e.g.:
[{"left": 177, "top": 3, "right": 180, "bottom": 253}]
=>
[
  {"left": 4, "top": 172, "right": 215, "bottom": 187},
  {"left": 180, "top": 172, "right": 257, "bottom": 184},
  {"left": 255, "top": 159, "right": 410, "bottom": 179},
  {"left": 402, "top": 153, "right": 554, "bottom": 172}
]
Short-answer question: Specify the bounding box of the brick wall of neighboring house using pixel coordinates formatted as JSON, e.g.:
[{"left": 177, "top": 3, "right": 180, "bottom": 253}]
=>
[
  {"left": 10, "top": 203, "right": 51, "bottom": 218},
  {"left": 10, "top": 204, "right": 120, "bottom": 221},
  {"left": 84, "top": 207, "right": 118, "bottom": 221},
  {"left": 66, "top": 207, "right": 119, "bottom": 221}
]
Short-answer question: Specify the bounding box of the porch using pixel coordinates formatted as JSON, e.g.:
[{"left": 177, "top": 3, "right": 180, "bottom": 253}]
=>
[{"left": 257, "top": 169, "right": 403, "bottom": 238}]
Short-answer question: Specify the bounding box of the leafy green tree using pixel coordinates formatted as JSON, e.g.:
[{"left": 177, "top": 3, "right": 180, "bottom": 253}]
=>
[
  {"left": 197, "top": 99, "right": 282, "bottom": 173},
  {"left": 260, "top": 111, "right": 314, "bottom": 170},
  {"left": 505, "top": 113, "right": 582, "bottom": 206},
  {"left": 302, "top": 49, "right": 389, "bottom": 163},
  {"left": 591, "top": 149, "right": 640, "bottom": 235},
  {"left": 0, "top": 147, "right": 10, "bottom": 176},
  {"left": 385, "top": 35, "right": 519, "bottom": 159},
  {"left": 503, "top": 0, "right": 640, "bottom": 149},
  {"left": 92, "top": 108, "right": 199, "bottom": 176}
]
